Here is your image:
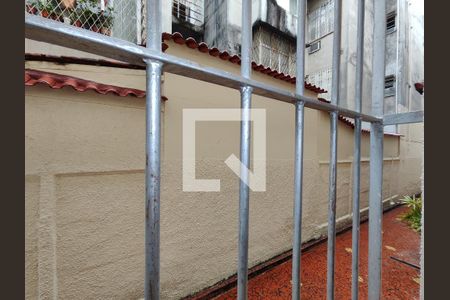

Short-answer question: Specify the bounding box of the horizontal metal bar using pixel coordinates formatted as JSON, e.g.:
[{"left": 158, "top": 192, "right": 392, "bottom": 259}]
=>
[
  {"left": 25, "top": 14, "right": 381, "bottom": 123},
  {"left": 383, "top": 111, "right": 424, "bottom": 125}
]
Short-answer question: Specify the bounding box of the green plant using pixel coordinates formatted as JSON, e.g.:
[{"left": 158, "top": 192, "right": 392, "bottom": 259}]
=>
[
  {"left": 400, "top": 195, "right": 422, "bottom": 232},
  {"left": 35, "top": 0, "right": 55, "bottom": 13},
  {"left": 76, "top": 0, "right": 98, "bottom": 26},
  {"left": 100, "top": 6, "right": 114, "bottom": 29},
  {"left": 74, "top": 0, "right": 114, "bottom": 33},
  {"left": 26, "top": 0, "right": 39, "bottom": 14},
  {"left": 30, "top": 0, "right": 62, "bottom": 20}
]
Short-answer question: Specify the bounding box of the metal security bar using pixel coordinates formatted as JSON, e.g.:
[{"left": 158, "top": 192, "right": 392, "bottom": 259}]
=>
[
  {"left": 326, "top": 0, "right": 342, "bottom": 297},
  {"left": 24, "top": 0, "right": 424, "bottom": 298},
  {"left": 237, "top": 1, "right": 252, "bottom": 299},
  {"left": 368, "top": 0, "right": 387, "bottom": 298},
  {"left": 292, "top": 0, "right": 306, "bottom": 298},
  {"left": 144, "top": 0, "right": 162, "bottom": 298},
  {"left": 351, "top": 0, "right": 365, "bottom": 299},
  {"left": 172, "top": 0, "right": 203, "bottom": 25}
]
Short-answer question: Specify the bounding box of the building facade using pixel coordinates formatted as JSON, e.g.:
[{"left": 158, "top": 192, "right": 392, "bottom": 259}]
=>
[{"left": 199, "top": 0, "right": 424, "bottom": 131}]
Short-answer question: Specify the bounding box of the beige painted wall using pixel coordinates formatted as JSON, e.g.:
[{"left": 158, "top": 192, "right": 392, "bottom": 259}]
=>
[{"left": 25, "top": 40, "right": 423, "bottom": 299}]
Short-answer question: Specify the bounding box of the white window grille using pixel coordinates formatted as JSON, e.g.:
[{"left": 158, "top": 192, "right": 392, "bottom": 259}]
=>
[
  {"left": 172, "top": 0, "right": 204, "bottom": 27},
  {"left": 306, "top": 68, "right": 332, "bottom": 100},
  {"left": 307, "top": 0, "right": 334, "bottom": 42},
  {"left": 252, "top": 26, "right": 296, "bottom": 76}
]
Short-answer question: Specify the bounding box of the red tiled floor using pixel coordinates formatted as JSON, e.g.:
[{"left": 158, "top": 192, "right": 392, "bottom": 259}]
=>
[{"left": 214, "top": 206, "right": 421, "bottom": 300}]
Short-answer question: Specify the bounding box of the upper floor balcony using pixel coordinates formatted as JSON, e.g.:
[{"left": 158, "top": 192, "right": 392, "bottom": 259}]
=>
[
  {"left": 25, "top": 0, "right": 142, "bottom": 44},
  {"left": 25, "top": 0, "right": 205, "bottom": 45}
]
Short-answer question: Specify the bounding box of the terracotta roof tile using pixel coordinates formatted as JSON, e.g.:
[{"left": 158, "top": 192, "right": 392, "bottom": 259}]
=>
[
  {"left": 316, "top": 98, "right": 401, "bottom": 137},
  {"left": 28, "top": 32, "right": 327, "bottom": 94},
  {"left": 162, "top": 32, "right": 327, "bottom": 94},
  {"left": 24, "top": 70, "right": 398, "bottom": 137},
  {"left": 25, "top": 68, "right": 168, "bottom": 101}
]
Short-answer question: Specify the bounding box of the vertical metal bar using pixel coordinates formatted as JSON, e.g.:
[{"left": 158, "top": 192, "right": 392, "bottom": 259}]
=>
[
  {"left": 237, "top": 86, "right": 251, "bottom": 300},
  {"left": 145, "top": 0, "right": 162, "bottom": 299},
  {"left": 145, "top": 60, "right": 162, "bottom": 300},
  {"left": 326, "top": 111, "right": 338, "bottom": 300},
  {"left": 368, "top": 0, "right": 386, "bottom": 298},
  {"left": 351, "top": 119, "right": 362, "bottom": 299},
  {"left": 352, "top": 0, "right": 365, "bottom": 299},
  {"left": 146, "top": 0, "right": 162, "bottom": 50},
  {"left": 237, "top": 0, "right": 252, "bottom": 299},
  {"left": 368, "top": 122, "right": 383, "bottom": 300},
  {"left": 292, "top": 0, "right": 306, "bottom": 299},
  {"left": 327, "top": 0, "right": 342, "bottom": 299}
]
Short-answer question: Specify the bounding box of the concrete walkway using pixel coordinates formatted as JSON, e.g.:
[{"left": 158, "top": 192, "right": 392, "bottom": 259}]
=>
[{"left": 213, "top": 206, "right": 421, "bottom": 299}]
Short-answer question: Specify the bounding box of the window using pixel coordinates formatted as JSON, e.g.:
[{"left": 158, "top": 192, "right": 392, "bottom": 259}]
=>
[
  {"left": 307, "top": 0, "right": 334, "bottom": 42},
  {"left": 172, "top": 0, "right": 203, "bottom": 26},
  {"left": 306, "top": 68, "right": 332, "bottom": 100},
  {"left": 173, "top": 1, "right": 187, "bottom": 21},
  {"left": 384, "top": 75, "right": 396, "bottom": 97},
  {"left": 386, "top": 12, "right": 396, "bottom": 34},
  {"left": 308, "top": 40, "right": 321, "bottom": 54},
  {"left": 253, "top": 26, "right": 297, "bottom": 76}
]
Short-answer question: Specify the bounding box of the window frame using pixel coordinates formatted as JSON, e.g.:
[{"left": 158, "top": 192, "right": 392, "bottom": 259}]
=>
[
  {"left": 308, "top": 40, "right": 321, "bottom": 54},
  {"left": 384, "top": 75, "right": 396, "bottom": 97},
  {"left": 386, "top": 11, "right": 396, "bottom": 34}
]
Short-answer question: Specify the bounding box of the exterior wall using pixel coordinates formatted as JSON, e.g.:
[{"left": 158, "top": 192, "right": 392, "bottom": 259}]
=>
[
  {"left": 25, "top": 39, "right": 422, "bottom": 299},
  {"left": 305, "top": 0, "right": 376, "bottom": 114}
]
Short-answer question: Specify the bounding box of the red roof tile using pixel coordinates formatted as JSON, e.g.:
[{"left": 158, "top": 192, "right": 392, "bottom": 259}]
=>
[
  {"left": 25, "top": 69, "right": 170, "bottom": 100},
  {"left": 24, "top": 70, "right": 398, "bottom": 137},
  {"left": 161, "top": 32, "right": 327, "bottom": 94},
  {"left": 317, "top": 98, "right": 402, "bottom": 137},
  {"left": 27, "top": 32, "right": 326, "bottom": 94}
]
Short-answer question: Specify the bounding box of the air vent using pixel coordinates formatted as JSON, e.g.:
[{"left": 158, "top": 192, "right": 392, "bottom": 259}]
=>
[{"left": 309, "top": 40, "right": 321, "bottom": 54}]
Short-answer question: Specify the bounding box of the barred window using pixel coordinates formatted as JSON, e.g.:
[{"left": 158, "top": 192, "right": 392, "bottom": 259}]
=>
[
  {"left": 306, "top": 68, "right": 332, "bottom": 100},
  {"left": 172, "top": 0, "right": 204, "bottom": 26},
  {"left": 307, "top": 0, "right": 334, "bottom": 42},
  {"left": 252, "top": 26, "right": 296, "bottom": 76}
]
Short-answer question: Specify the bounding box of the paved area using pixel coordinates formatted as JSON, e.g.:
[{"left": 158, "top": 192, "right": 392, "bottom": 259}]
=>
[{"left": 214, "top": 206, "right": 421, "bottom": 300}]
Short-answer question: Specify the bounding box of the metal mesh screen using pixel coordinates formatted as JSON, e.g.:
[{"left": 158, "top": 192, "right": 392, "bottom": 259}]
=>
[
  {"left": 25, "top": 0, "right": 139, "bottom": 43},
  {"left": 112, "top": 0, "right": 139, "bottom": 43}
]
